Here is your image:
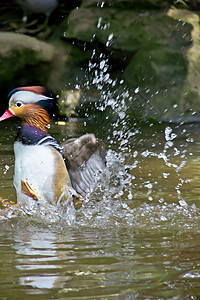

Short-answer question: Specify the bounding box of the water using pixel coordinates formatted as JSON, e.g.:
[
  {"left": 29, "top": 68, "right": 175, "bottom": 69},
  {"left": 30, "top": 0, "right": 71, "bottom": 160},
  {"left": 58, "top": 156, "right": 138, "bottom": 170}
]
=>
[{"left": 1, "top": 115, "right": 200, "bottom": 299}]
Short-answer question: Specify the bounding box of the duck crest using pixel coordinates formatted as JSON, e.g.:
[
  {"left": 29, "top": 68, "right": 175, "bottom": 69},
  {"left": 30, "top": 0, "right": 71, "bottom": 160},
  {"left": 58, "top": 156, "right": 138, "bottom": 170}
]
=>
[
  {"left": 8, "top": 86, "right": 45, "bottom": 101},
  {"left": 18, "top": 86, "right": 46, "bottom": 94}
]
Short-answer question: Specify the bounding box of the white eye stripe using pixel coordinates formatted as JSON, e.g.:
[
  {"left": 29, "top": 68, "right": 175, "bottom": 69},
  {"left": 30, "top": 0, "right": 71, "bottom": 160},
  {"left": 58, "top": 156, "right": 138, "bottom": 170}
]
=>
[{"left": 10, "top": 91, "right": 52, "bottom": 105}]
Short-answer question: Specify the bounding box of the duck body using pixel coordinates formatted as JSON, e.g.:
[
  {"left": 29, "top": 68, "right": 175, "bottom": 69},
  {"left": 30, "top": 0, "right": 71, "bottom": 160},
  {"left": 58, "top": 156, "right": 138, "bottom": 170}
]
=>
[
  {"left": 0, "top": 86, "right": 106, "bottom": 209},
  {"left": 14, "top": 126, "right": 71, "bottom": 206}
]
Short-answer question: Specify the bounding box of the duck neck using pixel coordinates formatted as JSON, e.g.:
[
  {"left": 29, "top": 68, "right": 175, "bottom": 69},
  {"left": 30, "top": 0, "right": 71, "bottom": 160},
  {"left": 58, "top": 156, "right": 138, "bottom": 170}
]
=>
[{"left": 16, "top": 124, "right": 48, "bottom": 145}]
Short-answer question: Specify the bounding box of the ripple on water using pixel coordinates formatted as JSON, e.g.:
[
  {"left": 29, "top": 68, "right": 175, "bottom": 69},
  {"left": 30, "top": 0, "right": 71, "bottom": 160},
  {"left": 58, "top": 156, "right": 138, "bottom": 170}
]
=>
[{"left": 1, "top": 124, "right": 200, "bottom": 299}]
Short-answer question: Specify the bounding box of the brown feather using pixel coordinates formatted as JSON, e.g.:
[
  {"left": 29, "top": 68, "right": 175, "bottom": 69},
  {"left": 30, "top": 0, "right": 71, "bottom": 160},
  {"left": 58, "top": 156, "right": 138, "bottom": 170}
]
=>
[
  {"left": 21, "top": 104, "right": 50, "bottom": 132},
  {"left": 19, "top": 86, "right": 46, "bottom": 95},
  {"left": 50, "top": 147, "right": 71, "bottom": 204},
  {"left": 21, "top": 179, "right": 38, "bottom": 200},
  {"left": 62, "top": 134, "right": 107, "bottom": 196}
]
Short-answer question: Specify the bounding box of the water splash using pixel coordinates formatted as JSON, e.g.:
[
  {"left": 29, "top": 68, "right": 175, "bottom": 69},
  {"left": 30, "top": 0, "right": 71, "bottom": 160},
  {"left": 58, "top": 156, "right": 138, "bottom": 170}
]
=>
[{"left": 1, "top": 49, "right": 200, "bottom": 228}]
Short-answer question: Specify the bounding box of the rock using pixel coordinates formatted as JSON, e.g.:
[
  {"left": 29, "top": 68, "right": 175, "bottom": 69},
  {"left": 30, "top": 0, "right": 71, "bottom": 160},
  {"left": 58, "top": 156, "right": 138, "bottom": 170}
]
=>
[
  {"left": 1, "top": 1, "right": 200, "bottom": 122},
  {"left": 63, "top": 6, "right": 194, "bottom": 122},
  {"left": 58, "top": 89, "right": 81, "bottom": 117},
  {"left": 0, "top": 32, "right": 59, "bottom": 106},
  {"left": 123, "top": 47, "right": 188, "bottom": 121},
  {"left": 0, "top": 32, "right": 54, "bottom": 59},
  {"left": 175, "top": 0, "right": 200, "bottom": 10},
  {"left": 64, "top": 6, "right": 191, "bottom": 58},
  {"left": 81, "top": 0, "right": 175, "bottom": 10},
  {"left": 58, "top": 88, "right": 100, "bottom": 117},
  {"left": 159, "top": 8, "right": 200, "bottom": 122}
]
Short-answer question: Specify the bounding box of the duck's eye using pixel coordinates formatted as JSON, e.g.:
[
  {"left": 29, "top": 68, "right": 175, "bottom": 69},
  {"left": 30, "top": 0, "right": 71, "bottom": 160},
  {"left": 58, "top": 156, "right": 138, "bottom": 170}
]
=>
[{"left": 15, "top": 101, "right": 23, "bottom": 107}]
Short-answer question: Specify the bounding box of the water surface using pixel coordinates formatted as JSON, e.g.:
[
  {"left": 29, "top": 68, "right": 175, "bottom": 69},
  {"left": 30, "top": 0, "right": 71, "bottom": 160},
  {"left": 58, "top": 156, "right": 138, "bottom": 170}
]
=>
[{"left": 1, "top": 116, "right": 200, "bottom": 299}]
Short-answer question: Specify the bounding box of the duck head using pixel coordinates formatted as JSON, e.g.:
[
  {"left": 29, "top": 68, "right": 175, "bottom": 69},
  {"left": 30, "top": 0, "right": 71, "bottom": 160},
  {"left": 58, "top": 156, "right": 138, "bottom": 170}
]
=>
[{"left": 0, "top": 86, "right": 56, "bottom": 131}]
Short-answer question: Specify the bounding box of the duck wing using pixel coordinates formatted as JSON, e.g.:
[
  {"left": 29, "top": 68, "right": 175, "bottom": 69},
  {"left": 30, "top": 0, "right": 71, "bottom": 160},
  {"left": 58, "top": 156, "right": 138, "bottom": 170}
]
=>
[{"left": 62, "top": 134, "right": 107, "bottom": 196}]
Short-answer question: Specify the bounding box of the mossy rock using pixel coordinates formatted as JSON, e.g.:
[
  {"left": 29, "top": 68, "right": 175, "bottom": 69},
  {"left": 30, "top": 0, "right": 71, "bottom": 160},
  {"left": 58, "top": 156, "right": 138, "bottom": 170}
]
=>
[
  {"left": 124, "top": 49, "right": 188, "bottom": 89},
  {"left": 64, "top": 7, "right": 192, "bottom": 52},
  {"left": 0, "top": 32, "right": 56, "bottom": 104},
  {"left": 81, "top": 0, "right": 176, "bottom": 10},
  {"left": 52, "top": 4, "right": 200, "bottom": 122}
]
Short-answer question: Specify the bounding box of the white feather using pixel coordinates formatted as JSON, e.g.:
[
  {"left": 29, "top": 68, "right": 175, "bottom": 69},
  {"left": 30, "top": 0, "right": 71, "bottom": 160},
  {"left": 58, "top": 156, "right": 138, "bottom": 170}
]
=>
[
  {"left": 10, "top": 91, "right": 52, "bottom": 105},
  {"left": 14, "top": 142, "right": 56, "bottom": 205}
]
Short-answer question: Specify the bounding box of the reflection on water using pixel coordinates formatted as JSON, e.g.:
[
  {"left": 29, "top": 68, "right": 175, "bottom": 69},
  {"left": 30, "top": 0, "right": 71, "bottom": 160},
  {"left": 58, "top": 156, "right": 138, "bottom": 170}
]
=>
[
  {"left": 1, "top": 217, "right": 200, "bottom": 299},
  {"left": 1, "top": 116, "right": 200, "bottom": 298}
]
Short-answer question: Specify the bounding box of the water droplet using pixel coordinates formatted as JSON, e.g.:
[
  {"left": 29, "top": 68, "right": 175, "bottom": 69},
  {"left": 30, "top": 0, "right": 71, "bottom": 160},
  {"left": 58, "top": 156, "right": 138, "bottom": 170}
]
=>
[
  {"left": 108, "top": 33, "right": 114, "bottom": 41},
  {"left": 134, "top": 87, "right": 139, "bottom": 94},
  {"left": 97, "top": 17, "right": 102, "bottom": 29}
]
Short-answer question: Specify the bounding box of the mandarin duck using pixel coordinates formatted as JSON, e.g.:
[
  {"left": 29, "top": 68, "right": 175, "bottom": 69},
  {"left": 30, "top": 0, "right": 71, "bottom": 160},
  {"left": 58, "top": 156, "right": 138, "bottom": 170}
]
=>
[{"left": 0, "top": 86, "right": 106, "bottom": 208}]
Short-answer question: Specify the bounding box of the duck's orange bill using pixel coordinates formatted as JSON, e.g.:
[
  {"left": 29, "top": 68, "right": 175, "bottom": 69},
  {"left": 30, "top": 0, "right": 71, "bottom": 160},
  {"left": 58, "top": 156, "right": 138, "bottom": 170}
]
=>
[{"left": 0, "top": 109, "right": 14, "bottom": 121}]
